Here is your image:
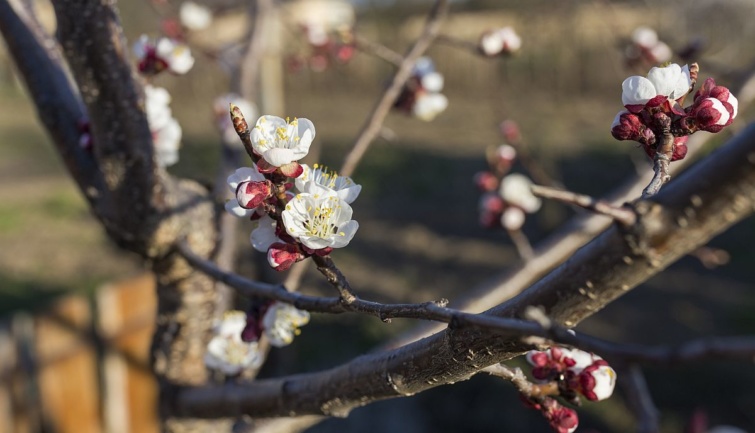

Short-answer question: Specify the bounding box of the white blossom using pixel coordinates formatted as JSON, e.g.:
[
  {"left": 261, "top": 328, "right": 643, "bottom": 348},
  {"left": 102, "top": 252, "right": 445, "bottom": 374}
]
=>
[
  {"left": 621, "top": 63, "right": 691, "bottom": 106},
  {"left": 225, "top": 166, "right": 266, "bottom": 217},
  {"left": 205, "top": 311, "right": 264, "bottom": 375},
  {"left": 479, "top": 27, "right": 521, "bottom": 56},
  {"left": 156, "top": 38, "right": 195, "bottom": 74},
  {"left": 281, "top": 191, "right": 358, "bottom": 250},
  {"left": 250, "top": 215, "right": 281, "bottom": 252},
  {"left": 631, "top": 26, "right": 658, "bottom": 48},
  {"left": 262, "top": 302, "right": 310, "bottom": 347},
  {"left": 420, "top": 71, "right": 444, "bottom": 93},
  {"left": 180, "top": 1, "right": 213, "bottom": 31},
  {"left": 412, "top": 92, "right": 448, "bottom": 122},
  {"left": 295, "top": 164, "right": 361, "bottom": 204},
  {"left": 501, "top": 207, "right": 525, "bottom": 231},
  {"left": 153, "top": 117, "right": 182, "bottom": 167},
  {"left": 499, "top": 173, "right": 541, "bottom": 213},
  {"left": 251, "top": 115, "right": 315, "bottom": 167},
  {"left": 144, "top": 85, "right": 181, "bottom": 167}
]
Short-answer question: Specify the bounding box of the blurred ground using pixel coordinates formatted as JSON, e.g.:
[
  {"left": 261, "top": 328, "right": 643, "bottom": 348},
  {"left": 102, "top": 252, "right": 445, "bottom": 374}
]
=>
[{"left": 1, "top": 0, "right": 754, "bottom": 432}]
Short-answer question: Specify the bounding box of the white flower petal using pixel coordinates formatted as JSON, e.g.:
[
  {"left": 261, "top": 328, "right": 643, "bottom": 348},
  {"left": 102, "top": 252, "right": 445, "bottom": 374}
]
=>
[
  {"left": 647, "top": 63, "right": 682, "bottom": 98},
  {"left": 263, "top": 148, "right": 296, "bottom": 166},
  {"left": 631, "top": 27, "right": 658, "bottom": 47},
  {"left": 727, "top": 93, "right": 739, "bottom": 119},
  {"left": 421, "top": 72, "right": 444, "bottom": 93},
  {"left": 180, "top": 1, "right": 213, "bottom": 31},
  {"left": 621, "top": 76, "right": 656, "bottom": 106},
  {"left": 224, "top": 200, "right": 255, "bottom": 218},
  {"left": 589, "top": 365, "right": 617, "bottom": 401},
  {"left": 330, "top": 220, "right": 358, "bottom": 248},
  {"left": 250, "top": 216, "right": 280, "bottom": 252}
]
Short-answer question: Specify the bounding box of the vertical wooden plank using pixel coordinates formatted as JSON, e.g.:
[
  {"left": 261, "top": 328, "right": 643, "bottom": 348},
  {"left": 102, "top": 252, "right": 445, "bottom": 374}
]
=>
[
  {"left": 0, "top": 320, "right": 16, "bottom": 433},
  {"left": 35, "top": 295, "right": 102, "bottom": 433},
  {"left": 98, "top": 273, "right": 159, "bottom": 433}
]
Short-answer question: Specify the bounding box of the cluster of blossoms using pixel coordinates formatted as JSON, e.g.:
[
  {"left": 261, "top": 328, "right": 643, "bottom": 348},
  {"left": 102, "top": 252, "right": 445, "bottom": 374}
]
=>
[
  {"left": 204, "top": 302, "right": 310, "bottom": 375},
  {"left": 475, "top": 140, "right": 541, "bottom": 231},
  {"left": 145, "top": 85, "right": 182, "bottom": 167},
  {"left": 612, "top": 63, "right": 737, "bottom": 164},
  {"left": 225, "top": 114, "right": 361, "bottom": 271},
  {"left": 478, "top": 26, "right": 521, "bottom": 57},
  {"left": 624, "top": 26, "right": 672, "bottom": 69},
  {"left": 133, "top": 34, "right": 195, "bottom": 76},
  {"left": 521, "top": 346, "right": 617, "bottom": 432},
  {"left": 286, "top": 3, "right": 357, "bottom": 73},
  {"left": 394, "top": 57, "right": 449, "bottom": 121}
]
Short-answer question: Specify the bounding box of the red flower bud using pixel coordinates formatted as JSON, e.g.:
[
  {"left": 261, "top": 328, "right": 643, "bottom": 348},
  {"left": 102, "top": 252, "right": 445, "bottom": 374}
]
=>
[
  {"left": 267, "top": 242, "right": 304, "bottom": 271},
  {"left": 474, "top": 171, "right": 499, "bottom": 192},
  {"left": 611, "top": 111, "right": 643, "bottom": 141},
  {"left": 236, "top": 180, "right": 272, "bottom": 209}
]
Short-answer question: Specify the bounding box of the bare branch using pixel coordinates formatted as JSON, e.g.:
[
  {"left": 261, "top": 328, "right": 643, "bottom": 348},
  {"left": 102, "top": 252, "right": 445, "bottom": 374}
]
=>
[
  {"left": 339, "top": 0, "right": 450, "bottom": 177},
  {"left": 353, "top": 34, "right": 403, "bottom": 67},
  {"left": 506, "top": 228, "right": 534, "bottom": 262},
  {"left": 0, "top": 0, "right": 106, "bottom": 202},
  {"left": 531, "top": 185, "right": 637, "bottom": 227},
  {"left": 619, "top": 365, "right": 660, "bottom": 433}
]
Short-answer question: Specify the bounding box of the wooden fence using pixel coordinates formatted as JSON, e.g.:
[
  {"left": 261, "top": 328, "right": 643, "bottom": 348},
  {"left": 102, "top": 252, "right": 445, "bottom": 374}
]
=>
[{"left": 0, "top": 273, "right": 159, "bottom": 433}]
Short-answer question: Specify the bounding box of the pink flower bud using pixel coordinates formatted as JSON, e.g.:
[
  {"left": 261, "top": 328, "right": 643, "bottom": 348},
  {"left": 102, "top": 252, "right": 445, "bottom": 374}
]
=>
[
  {"left": 578, "top": 361, "right": 616, "bottom": 401},
  {"left": 474, "top": 171, "right": 499, "bottom": 192},
  {"left": 525, "top": 350, "right": 549, "bottom": 367},
  {"left": 546, "top": 406, "right": 579, "bottom": 433},
  {"left": 479, "top": 192, "right": 505, "bottom": 214},
  {"left": 499, "top": 120, "right": 521, "bottom": 142},
  {"left": 611, "top": 111, "right": 643, "bottom": 141},
  {"left": 236, "top": 180, "right": 272, "bottom": 209},
  {"left": 693, "top": 97, "right": 730, "bottom": 132},
  {"left": 267, "top": 242, "right": 304, "bottom": 271}
]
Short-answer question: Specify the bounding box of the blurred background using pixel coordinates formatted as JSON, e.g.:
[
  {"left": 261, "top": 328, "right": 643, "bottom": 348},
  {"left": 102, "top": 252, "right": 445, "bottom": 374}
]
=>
[{"left": 0, "top": 0, "right": 754, "bottom": 432}]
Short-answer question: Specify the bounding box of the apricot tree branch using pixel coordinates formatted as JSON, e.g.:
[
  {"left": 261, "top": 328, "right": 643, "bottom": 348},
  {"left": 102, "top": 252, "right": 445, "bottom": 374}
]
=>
[
  {"left": 531, "top": 185, "right": 637, "bottom": 226},
  {"left": 171, "top": 121, "right": 754, "bottom": 419},
  {"left": 339, "top": 0, "right": 449, "bottom": 177}
]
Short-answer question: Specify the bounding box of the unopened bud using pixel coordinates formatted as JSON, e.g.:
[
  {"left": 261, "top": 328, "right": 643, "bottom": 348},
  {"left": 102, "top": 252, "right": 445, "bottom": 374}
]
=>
[
  {"left": 267, "top": 242, "right": 304, "bottom": 271},
  {"left": 611, "top": 111, "right": 643, "bottom": 141},
  {"left": 236, "top": 180, "right": 272, "bottom": 209}
]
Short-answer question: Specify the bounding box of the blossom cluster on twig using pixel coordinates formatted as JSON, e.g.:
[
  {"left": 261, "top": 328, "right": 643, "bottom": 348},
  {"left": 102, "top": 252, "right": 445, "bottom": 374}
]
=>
[
  {"left": 611, "top": 63, "right": 738, "bottom": 196},
  {"left": 393, "top": 57, "right": 449, "bottom": 121}
]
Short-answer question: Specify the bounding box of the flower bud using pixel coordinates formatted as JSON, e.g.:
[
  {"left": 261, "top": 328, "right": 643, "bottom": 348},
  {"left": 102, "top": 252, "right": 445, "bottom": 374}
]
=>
[
  {"left": 546, "top": 406, "right": 579, "bottom": 433},
  {"left": 501, "top": 207, "right": 526, "bottom": 231},
  {"left": 479, "top": 192, "right": 505, "bottom": 214},
  {"left": 474, "top": 171, "right": 499, "bottom": 192},
  {"left": 499, "top": 120, "right": 521, "bottom": 143},
  {"left": 692, "top": 97, "right": 730, "bottom": 133},
  {"left": 611, "top": 110, "right": 643, "bottom": 141},
  {"left": 267, "top": 242, "right": 304, "bottom": 271},
  {"left": 236, "top": 180, "right": 272, "bottom": 209},
  {"left": 578, "top": 362, "right": 616, "bottom": 401}
]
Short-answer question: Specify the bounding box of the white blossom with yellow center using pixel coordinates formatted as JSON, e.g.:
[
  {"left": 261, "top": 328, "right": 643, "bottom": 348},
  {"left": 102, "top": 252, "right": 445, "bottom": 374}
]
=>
[
  {"left": 204, "top": 311, "right": 263, "bottom": 375},
  {"left": 295, "top": 164, "right": 361, "bottom": 204},
  {"left": 262, "top": 302, "right": 311, "bottom": 347},
  {"left": 251, "top": 115, "right": 315, "bottom": 167},
  {"left": 281, "top": 190, "right": 358, "bottom": 250}
]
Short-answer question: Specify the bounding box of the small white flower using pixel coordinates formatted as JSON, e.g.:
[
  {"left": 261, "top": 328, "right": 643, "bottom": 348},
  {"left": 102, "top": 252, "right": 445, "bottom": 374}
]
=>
[
  {"left": 145, "top": 85, "right": 173, "bottom": 130},
  {"left": 420, "top": 71, "right": 444, "bottom": 93},
  {"left": 251, "top": 115, "right": 315, "bottom": 167},
  {"left": 631, "top": 27, "right": 658, "bottom": 48},
  {"left": 214, "top": 94, "right": 257, "bottom": 144},
  {"left": 621, "top": 63, "right": 691, "bottom": 106},
  {"left": 501, "top": 207, "right": 525, "bottom": 231},
  {"left": 305, "top": 23, "right": 330, "bottom": 46},
  {"left": 282, "top": 191, "right": 358, "bottom": 250},
  {"left": 262, "top": 302, "right": 310, "bottom": 347},
  {"left": 156, "top": 38, "right": 195, "bottom": 74},
  {"left": 479, "top": 27, "right": 521, "bottom": 56},
  {"left": 586, "top": 364, "right": 617, "bottom": 401},
  {"left": 295, "top": 164, "right": 361, "bottom": 204},
  {"left": 499, "top": 174, "right": 541, "bottom": 213},
  {"left": 180, "top": 1, "right": 213, "bottom": 31},
  {"left": 250, "top": 215, "right": 281, "bottom": 252},
  {"left": 648, "top": 42, "right": 672, "bottom": 63},
  {"left": 225, "top": 166, "right": 266, "bottom": 217},
  {"left": 496, "top": 144, "right": 517, "bottom": 161},
  {"left": 412, "top": 92, "right": 448, "bottom": 122},
  {"left": 153, "top": 117, "right": 182, "bottom": 167},
  {"left": 205, "top": 311, "right": 264, "bottom": 375}
]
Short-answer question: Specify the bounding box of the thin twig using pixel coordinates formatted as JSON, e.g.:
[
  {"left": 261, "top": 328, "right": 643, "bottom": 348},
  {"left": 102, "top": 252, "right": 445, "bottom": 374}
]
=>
[
  {"left": 353, "top": 34, "right": 403, "bottom": 67},
  {"left": 531, "top": 185, "right": 637, "bottom": 227},
  {"left": 339, "top": 0, "right": 450, "bottom": 177},
  {"left": 507, "top": 228, "right": 535, "bottom": 262},
  {"left": 312, "top": 255, "right": 357, "bottom": 304},
  {"left": 619, "top": 364, "right": 660, "bottom": 433}
]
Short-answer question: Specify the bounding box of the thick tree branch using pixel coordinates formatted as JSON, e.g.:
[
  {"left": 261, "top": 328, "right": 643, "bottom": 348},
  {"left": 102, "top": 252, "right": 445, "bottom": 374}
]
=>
[
  {"left": 172, "top": 122, "right": 755, "bottom": 418},
  {"left": 53, "top": 0, "right": 161, "bottom": 252},
  {"left": 0, "top": 0, "right": 106, "bottom": 204},
  {"left": 339, "top": 0, "right": 449, "bottom": 177}
]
